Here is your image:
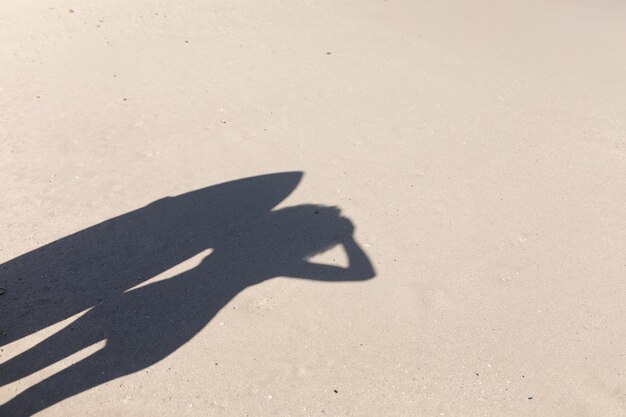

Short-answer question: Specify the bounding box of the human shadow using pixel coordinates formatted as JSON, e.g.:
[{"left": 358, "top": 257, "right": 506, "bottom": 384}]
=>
[{"left": 0, "top": 172, "right": 375, "bottom": 416}]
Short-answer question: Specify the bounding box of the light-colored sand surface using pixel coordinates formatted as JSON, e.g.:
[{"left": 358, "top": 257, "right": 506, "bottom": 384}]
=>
[{"left": 1, "top": 0, "right": 625, "bottom": 415}]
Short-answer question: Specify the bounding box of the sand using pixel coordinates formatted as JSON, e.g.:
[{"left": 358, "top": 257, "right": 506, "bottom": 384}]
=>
[{"left": 1, "top": 0, "right": 625, "bottom": 415}]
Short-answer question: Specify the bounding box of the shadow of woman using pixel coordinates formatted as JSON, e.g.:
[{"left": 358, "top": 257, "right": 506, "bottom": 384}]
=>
[{"left": 0, "top": 172, "right": 375, "bottom": 416}]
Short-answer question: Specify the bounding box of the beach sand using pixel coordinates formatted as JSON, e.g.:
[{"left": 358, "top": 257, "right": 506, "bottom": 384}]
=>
[{"left": 1, "top": 0, "right": 625, "bottom": 415}]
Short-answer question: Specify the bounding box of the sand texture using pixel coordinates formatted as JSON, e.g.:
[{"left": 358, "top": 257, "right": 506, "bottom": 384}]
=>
[{"left": 1, "top": 0, "right": 625, "bottom": 416}]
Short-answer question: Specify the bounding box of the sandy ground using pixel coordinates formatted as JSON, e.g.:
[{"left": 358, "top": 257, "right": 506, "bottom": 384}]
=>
[{"left": 1, "top": 0, "right": 625, "bottom": 415}]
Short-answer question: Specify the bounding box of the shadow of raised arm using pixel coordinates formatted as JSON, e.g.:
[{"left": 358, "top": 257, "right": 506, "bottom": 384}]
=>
[{"left": 287, "top": 219, "right": 375, "bottom": 281}]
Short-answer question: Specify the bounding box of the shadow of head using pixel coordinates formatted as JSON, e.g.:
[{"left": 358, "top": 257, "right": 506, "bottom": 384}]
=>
[
  {"left": 219, "top": 204, "right": 370, "bottom": 279},
  {"left": 251, "top": 205, "right": 350, "bottom": 260}
]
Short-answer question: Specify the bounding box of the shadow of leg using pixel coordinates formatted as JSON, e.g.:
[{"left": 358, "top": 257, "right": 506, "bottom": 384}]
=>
[
  {"left": 0, "top": 350, "right": 117, "bottom": 417},
  {"left": 0, "top": 324, "right": 102, "bottom": 388}
]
